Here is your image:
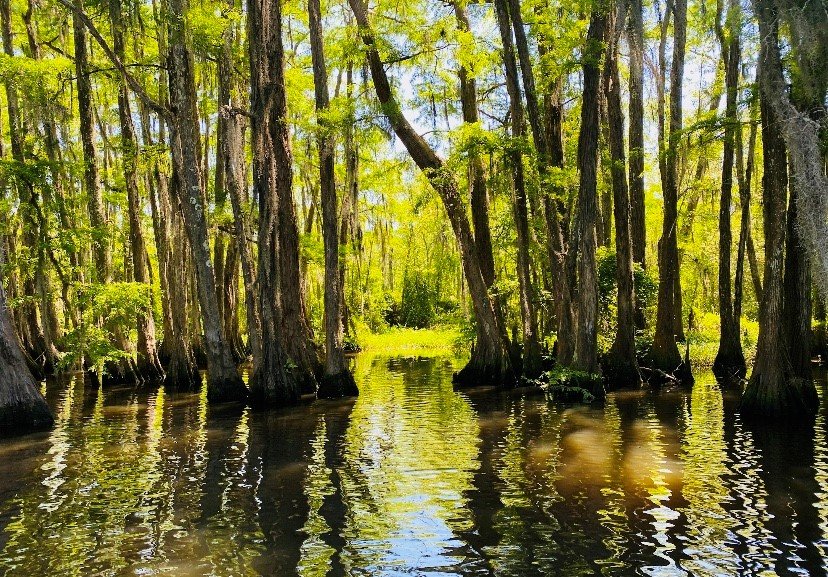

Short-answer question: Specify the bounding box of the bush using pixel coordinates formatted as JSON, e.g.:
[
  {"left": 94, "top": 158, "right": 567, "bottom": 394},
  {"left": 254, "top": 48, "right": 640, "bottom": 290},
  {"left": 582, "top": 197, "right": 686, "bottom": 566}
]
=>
[{"left": 399, "top": 272, "right": 435, "bottom": 328}]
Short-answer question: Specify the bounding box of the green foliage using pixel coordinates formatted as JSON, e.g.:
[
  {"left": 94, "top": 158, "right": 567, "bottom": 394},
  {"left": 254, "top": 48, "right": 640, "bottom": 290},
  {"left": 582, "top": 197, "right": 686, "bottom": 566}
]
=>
[
  {"left": 399, "top": 272, "right": 435, "bottom": 328},
  {"left": 534, "top": 366, "right": 600, "bottom": 403},
  {"left": 59, "top": 283, "right": 153, "bottom": 375}
]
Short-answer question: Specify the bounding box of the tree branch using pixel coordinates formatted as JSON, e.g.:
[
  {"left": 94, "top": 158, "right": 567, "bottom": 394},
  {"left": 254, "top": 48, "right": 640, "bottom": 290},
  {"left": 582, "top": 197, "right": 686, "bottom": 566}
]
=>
[{"left": 53, "top": 0, "right": 170, "bottom": 121}]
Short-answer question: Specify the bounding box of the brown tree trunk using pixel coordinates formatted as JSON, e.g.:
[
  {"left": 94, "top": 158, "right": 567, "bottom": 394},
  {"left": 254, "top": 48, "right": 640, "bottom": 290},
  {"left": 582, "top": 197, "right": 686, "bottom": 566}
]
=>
[
  {"left": 570, "top": 10, "right": 606, "bottom": 379},
  {"left": 784, "top": 183, "right": 812, "bottom": 380},
  {"left": 514, "top": 0, "right": 567, "bottom": 337},
  {"left": 741, "top": 0, "right": 817, "bottom": 419},
  {"left": 166, "top": 0, "right": 245, "bottom": 402},
  {"left": 713, "top": 0, "right": 746, "bottom": 378},
  {"left": 627, "top": 0, "right": 646, "bottom": 273},
  {"left": 453, "top": 2, "right": 496, "bottom": 293},
  {"left": 650, "top": 0, "right": 691, "bottom": 381},
  {"left": 247, "top": 0, "right": 302, "bottom": 406},
  {"left": 0, "top": 246, "right": 53, "bottom": 435},
  {"left": 308, "top": 0, "right": 357, "bottom": 398},
  {"left": 110, "top": 0, "right": 164, "bottom": 382},
  {"left": 274, "top": 34, "right": 322, "bottom": 391},
  {"left": 73, "top": 0, "right": 110, "bottom": 283},
  {"left": 216, "top": 1, "right": 252, "bottom": 362},
  {"left": 347, "top": 0, "right": 513, "bottom": 386},
  {"left": 734, "top": 88, "right": 758, "bottom": 341},
  {"left": 603, "top": 2, "right": 641, "bottom": 387},
  {"left": 494, "top": 0, "right": 541, "bottom": 378}
]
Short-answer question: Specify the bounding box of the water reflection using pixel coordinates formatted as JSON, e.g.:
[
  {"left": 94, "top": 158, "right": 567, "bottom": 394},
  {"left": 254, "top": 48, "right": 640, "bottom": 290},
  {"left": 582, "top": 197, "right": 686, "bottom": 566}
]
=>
[{"left": 0, "top": 359, "right": 827, "bottom": 576}]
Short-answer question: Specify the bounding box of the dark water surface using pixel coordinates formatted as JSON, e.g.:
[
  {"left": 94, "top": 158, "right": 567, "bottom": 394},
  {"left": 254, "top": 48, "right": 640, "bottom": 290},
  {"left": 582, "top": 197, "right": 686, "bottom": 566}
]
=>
[{"left": 1, "top": 355, "right": 828, "bottom": 576}]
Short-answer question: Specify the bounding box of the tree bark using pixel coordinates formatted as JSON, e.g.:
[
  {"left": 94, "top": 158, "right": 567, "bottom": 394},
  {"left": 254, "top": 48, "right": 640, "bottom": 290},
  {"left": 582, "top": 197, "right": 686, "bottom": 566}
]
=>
[
  {"left": 308, "top": 0, "right": 358, "bottom": 398},
  {"left": 628, "top": 0, "right": 648, "bottom": 330},
  {"left": 166, "top": 0, "right": 245, "bottom": 402},
  {"left": 741, "top": 0, "right": 817, "bottom": 419},
  {"left": 247, "top": 0, "right": 302, "bottom": 406},
  {"left": 347, "top": 0, "right": 514, "bottom": 386},
  {"left": 650, "top": 0, "right": 691, "bottom": 381},
  {"left": 627, "top": 0, "right": 646, "bottom": 273},
  {"left": 73, "top": 0, "right": 110, "bottom": 283},
  {"left": 0, "top": 247, "right": 53, "bottom": 435},
  {"left": 783, "top": 183, "right": 812, "bottom": 381},
  {"left": 603, "top": 1, "right": 641, "bottom": 387},
  {"left": 713, "top": 0, "right": 746, "bottom": 378},
  {"left": 109, "top": 0, "right": 164, "bottom": 383},
  {"left": 570, "top": 10, "right": 606, "bottom": 379},
  {"left": 494, "top": 0, "right": 541, "bottom": 378}
]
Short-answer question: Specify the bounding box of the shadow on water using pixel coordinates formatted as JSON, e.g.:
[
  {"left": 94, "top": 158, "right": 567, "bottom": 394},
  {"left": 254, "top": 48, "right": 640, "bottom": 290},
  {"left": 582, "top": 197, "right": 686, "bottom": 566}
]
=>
[{"left": 0, "top": 358, "right": 827, "bottom": 576}]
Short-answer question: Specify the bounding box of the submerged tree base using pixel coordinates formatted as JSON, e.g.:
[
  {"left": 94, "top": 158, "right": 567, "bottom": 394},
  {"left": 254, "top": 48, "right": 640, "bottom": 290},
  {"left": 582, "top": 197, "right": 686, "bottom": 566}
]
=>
[
  {"left": 0, "top": 398, "right": 54, "bottom": 436},
  {"left": 712, "top": 350, "right": 747, "bottom": 382},
  {"left": 453, "top": 350, "right": 515, "bottom": 389},
  {"left": 317, "top": 371, "right": 358, "bottom": 399},
  {"left": 740, "top": 375, "right": 818, "bottom": 421},
  {"left": 601, "top": 351, "right": 642, "bottom": 390},
  {"left": 206, "top": 373, "right": 248, "bottom": 404}
]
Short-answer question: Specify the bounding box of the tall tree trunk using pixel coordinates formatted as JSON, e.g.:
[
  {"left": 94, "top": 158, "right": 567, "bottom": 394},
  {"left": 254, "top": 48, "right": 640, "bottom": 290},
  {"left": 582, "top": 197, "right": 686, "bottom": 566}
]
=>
[
  {"left": 650, "top": 0, "right": 691, "bottom": 381},
  {"left": 570, "top": 10, "right": 606, "bottom": 379},
  {"left": 494, "top": 0, "right": 541, "bottom": 378},
  {"left": 347, "top": 0, "right": 514, "bottom": 386},
  {"left": 741, "top": 0, "right": 817, "bottom": 419},
  {"left": 216, "top": 1, "right": 254, "bottom": 362},
  {"left": 713, "top": 0, "right": 746, "bottom": 378},
  {"left": 73, "top": 0, "right": 110, "bottom": 283},
  {"left": 453, "top": 2, "right": 496, "bottom": 292},
  {"left": 308, "top": 0, "right": 357, "bottom": 398},
  {"left": 627, "top": 0, "right": 646, "bottom": 273},
  {"left": 733, "top": 89, "right": 758, "bottom": 342},
  {"left": 274, "top": 29, "right": 322, "bottom": 391},
  {"left": 109, "top": 0, "right": 164, "bottom": 382},
  {"left": 510, "top": 0, "right": 567, "bottom": 338},
  {"left": 0, "top": 246, "right": 53, "bottom": 435},
  {"left": 603, "top": 1, "right": 640, "bottom": 387},
  {"left": 166, "top": 0, "right": 245, "bottom": 402},
  {"left": 247, "top": 0, "right": 301, "bottom": 406}
]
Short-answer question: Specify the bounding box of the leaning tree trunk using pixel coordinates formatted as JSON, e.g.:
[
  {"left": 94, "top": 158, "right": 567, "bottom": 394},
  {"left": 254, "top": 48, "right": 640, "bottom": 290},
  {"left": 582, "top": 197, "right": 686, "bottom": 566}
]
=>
[
  {"left": 602, "top": 2, "right": 641, "bottom": 388},
  {"left": 247, "top": 0, "right": 301, "bottom": 407},
  {"left": 109, "top": 0, "right": 164, "bottom": 382},
  {"left": 713, "top": 0, "right": 746, "bottom": 378},
  {"left": 166, "top": 0, "right": 245, "bottom": 402},
  {"left": 348, "top": 0, "right": 513, "bottom": 387},
  {"left": 308, "top": 0, "right": 357, "bottom": 398},
  {"left": 741, "top": 1, "right": 817, "bottom": 419},
  {"left": 569, "top": 10, "right": 606, "bottom": 381},
  {"left": 650, "top": 0, "right": 691, "bottom": 382},
  {"left": 494, "top": 0, "right": 541, "bottom": 378},
  {"left": 0, "top": 247, "right": 53, "bottom": 435}
]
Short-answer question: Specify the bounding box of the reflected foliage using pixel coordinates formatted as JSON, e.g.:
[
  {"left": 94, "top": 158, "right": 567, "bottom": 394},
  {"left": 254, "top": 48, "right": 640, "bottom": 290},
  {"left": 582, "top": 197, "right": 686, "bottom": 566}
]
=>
[{"left": 0, "top": 361, "right": 827, "bottom": 575}]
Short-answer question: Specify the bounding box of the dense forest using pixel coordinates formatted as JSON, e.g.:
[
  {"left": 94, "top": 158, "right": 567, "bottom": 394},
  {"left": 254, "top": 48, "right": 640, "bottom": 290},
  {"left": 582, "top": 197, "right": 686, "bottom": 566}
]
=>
[{"left": 0, "top": 0, "right": 826, "bottom": 435}]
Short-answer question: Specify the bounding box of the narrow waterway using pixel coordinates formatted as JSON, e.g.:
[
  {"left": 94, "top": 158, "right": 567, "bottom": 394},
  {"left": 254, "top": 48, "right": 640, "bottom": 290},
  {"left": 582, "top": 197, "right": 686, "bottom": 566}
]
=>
[{"left": 1, "top": 355, "right": 827, "bottom": 576}]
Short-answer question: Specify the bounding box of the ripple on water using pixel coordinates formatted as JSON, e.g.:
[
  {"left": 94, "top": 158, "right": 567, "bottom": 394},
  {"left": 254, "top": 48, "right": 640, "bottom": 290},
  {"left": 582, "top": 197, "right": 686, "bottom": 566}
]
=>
[{"left": 0, "top": 359, "right": 827, "bottom": 576}]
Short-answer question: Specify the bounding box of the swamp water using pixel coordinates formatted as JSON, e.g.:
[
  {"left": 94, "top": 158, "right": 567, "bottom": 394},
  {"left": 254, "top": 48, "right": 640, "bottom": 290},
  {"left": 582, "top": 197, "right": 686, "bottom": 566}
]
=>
[{"left": 1, "top": 355, "right": 827, "bottom": 576}]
